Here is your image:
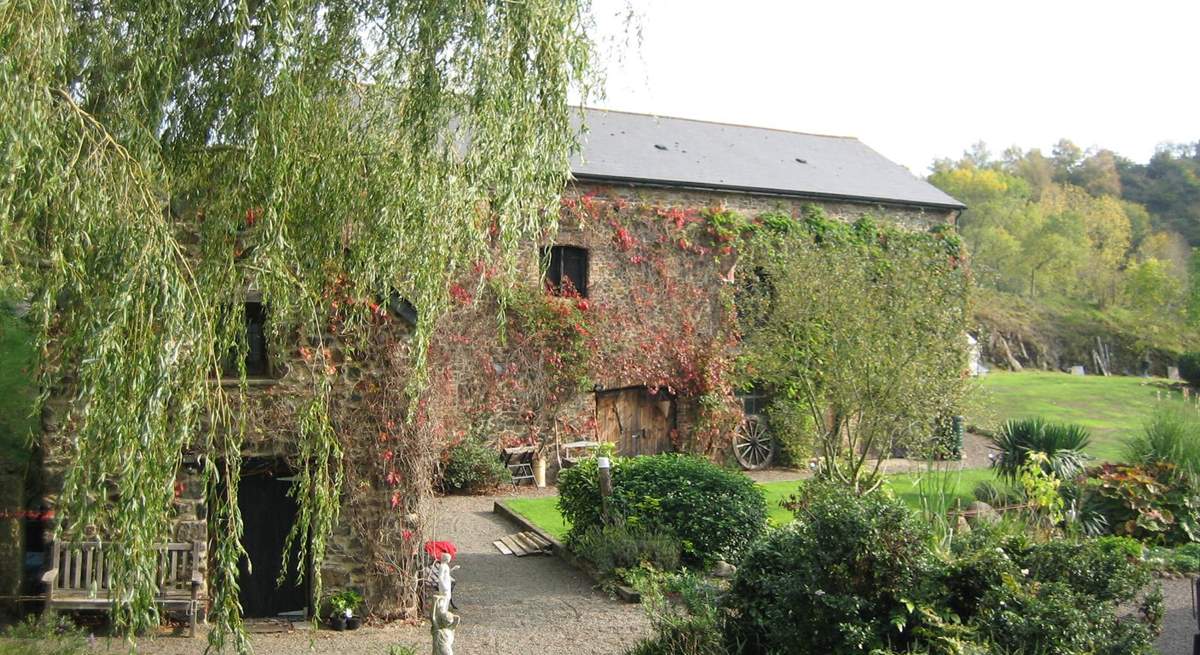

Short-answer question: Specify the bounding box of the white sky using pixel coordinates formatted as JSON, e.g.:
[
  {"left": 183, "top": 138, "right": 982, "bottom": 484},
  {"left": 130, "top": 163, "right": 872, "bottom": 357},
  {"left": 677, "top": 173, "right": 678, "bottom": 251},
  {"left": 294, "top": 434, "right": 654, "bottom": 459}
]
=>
[{"left": 587, "top": 0, "right": 1200, "bottom": 175}]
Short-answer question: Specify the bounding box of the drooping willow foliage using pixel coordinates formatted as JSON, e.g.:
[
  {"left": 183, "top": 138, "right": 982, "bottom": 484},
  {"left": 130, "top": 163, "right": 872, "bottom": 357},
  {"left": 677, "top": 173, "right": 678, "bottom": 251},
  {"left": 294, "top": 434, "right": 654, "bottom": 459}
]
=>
[{"left": 1, "top": 0, "right": 596, "bottom": 648}]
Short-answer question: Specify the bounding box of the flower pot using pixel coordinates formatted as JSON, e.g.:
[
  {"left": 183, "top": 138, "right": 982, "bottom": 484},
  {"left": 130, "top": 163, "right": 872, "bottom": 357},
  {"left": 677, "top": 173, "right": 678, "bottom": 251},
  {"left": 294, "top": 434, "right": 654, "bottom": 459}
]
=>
[
  {"left": 346, "top": 616, "right": 361, "bottom": 630},
  {"left": 329, "top": 615, "right": 346, "bottom": 631}
]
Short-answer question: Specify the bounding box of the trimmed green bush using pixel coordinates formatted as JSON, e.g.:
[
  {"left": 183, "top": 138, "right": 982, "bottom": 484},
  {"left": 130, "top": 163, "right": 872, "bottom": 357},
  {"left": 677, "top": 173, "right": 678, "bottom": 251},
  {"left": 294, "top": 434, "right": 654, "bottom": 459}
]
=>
[
  {"left": 557, "top": 454, "right": 766, "bottom": 564},
  {"left": 726, "top": 481, "right": 941, "bottom": 654},
  {"left": 439, "top": 438, "right": 510, "bottom": 492},
  {"left": 1179, "top": 351, "right": 1200, "bottom": 387}
]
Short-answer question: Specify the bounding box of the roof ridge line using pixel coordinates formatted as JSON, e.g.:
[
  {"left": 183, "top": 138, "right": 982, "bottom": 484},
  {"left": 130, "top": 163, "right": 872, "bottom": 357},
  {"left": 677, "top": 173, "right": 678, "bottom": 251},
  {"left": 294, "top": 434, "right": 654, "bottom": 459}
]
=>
[{"left": 578, "top": 106, "right": 861, "bottom": 141}]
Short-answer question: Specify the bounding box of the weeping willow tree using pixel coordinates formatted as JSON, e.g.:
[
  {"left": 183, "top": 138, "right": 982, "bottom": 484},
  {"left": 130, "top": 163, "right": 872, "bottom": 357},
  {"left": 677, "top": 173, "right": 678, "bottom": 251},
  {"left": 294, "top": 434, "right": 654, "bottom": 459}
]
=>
[{"left": 0, "top": 0, "right": 597, "bottom": 649}]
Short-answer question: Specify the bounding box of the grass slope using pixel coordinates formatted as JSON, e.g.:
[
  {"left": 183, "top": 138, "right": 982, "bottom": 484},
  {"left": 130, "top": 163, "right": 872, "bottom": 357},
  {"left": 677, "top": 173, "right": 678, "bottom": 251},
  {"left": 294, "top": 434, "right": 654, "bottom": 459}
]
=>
[{"left": 966, "top": 370, "right": 1189, "bottom": 462}]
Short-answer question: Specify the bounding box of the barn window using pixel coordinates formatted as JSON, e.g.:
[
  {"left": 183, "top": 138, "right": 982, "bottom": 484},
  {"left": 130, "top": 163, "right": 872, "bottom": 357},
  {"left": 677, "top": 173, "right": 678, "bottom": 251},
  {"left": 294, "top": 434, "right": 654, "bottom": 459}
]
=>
[
  {"left": 544, "top": 245, "right": 589, "bottom": 297},
  {"left": 243, "top": 302, "right": 269, "bottom": 377},
  {"left": 224, "top": 302, "right": 270, "bottom": 378}
]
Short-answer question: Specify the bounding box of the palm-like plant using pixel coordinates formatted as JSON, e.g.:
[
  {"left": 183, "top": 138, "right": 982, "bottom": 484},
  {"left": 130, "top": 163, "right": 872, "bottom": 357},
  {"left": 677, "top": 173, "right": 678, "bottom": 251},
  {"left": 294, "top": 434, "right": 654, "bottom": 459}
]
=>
[{"left": 989, "top": 418, "right": 1091, "bottom": 482}]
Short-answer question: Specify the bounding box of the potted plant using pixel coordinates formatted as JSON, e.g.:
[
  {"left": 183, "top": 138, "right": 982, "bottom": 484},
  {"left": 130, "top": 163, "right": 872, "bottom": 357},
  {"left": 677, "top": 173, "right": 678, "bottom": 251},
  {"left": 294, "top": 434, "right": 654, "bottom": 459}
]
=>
[{"left": 326, "top": 589, "right": 364, "bottom": 631}]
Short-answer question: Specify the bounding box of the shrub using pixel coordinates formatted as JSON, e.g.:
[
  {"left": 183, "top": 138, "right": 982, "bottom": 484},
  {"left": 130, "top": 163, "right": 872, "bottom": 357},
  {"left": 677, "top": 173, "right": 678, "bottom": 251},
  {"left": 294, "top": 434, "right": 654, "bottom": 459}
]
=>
[
  {"left": 1, "top": 613, "right": 89, "bottom": 655},
  {"left": 1124, "top": 405, "right": 1200, "bottom": 481},
  {"left": 726, "top": 481, "right": 941, "bottom": 654},
  {"left": 765, "top": 397, "right": 817, "bottom": 467},
  {"left": 1146, "top": 542, "right": 1200, "bottom": 572},
  {"left": 1016, "top": 537, "right": 1149, "bottom": 603},
  {"left": 988, "top": 418, "right": 1090, "bottom": 482},
  {"left": 974, "top": 580, "right": 1157, "bottom": 655},
  {"left": 570, "top": 523, "right": 681, "bottom": 578},
  {"left": 1081, "top": 462, "right": 1200, "bottom": 545},
  {"left": 624, "top": 571, "right": 729, "bottom": 655},
  {"left": 439, "top": 438, "right": 510, "bottom": 492},
  {"left": 558, "top": 454, "right": 766, "bottom": 564},
  {"left": 951, "top": 529, "right": 1160, "bottom": 655},
  {"left": 1179, "top": 351, "right": 1200, "bottom": 386}
]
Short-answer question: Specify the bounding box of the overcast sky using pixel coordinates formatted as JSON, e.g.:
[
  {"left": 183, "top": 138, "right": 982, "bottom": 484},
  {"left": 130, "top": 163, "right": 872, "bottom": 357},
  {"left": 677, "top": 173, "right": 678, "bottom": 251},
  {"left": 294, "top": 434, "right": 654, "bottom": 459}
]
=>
[{"left": 587, "top": 0, "right": 1199, "bottom": 175}]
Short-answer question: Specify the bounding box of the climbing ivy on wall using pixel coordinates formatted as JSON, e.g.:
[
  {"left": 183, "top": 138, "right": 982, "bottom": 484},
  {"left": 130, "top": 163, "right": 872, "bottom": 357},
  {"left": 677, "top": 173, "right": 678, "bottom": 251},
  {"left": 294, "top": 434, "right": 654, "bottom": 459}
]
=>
[{"left": 0, "top": 1, "right": 596, "bottom": 650}]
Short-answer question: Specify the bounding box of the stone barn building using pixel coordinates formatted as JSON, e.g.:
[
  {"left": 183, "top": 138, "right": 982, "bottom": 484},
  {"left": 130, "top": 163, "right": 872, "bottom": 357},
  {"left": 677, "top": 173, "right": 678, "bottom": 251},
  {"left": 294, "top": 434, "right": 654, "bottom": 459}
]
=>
[{"left": 32, "top": 109, "right": 963, "bottom": 620}]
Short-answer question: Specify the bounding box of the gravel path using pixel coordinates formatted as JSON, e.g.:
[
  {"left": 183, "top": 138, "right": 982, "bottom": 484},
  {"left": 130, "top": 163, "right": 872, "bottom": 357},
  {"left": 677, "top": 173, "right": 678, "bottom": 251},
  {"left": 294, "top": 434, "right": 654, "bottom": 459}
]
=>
[
  {"left": 1158, "top": 576, "right": 1196, "bottom": 655},
  {"left": 93, "top": 491, "right": 648, "bottom": 655}
]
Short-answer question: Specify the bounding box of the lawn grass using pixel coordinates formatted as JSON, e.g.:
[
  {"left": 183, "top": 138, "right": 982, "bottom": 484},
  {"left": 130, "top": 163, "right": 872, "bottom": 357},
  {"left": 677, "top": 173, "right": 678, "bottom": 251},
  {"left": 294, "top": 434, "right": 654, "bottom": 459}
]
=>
[
  {"left": 966, "top": 370, "right": 1189, "bottom": 462},
  {"left": 504, "top": 496, "right": 572, "bottom": 540},
  {"left": 502, "top": 465, "right": 998, "bottom": 536}
]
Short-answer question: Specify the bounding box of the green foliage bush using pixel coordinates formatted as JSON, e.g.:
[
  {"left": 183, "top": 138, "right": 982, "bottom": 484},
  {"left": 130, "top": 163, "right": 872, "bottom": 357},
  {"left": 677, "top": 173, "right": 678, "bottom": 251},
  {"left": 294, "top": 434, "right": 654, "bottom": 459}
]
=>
[
  {"left": 989, "top": 418, "right": 1090, "bottom": 482},
  {"left": 950, "top": 527, "right": 1161, "bottom": 655},
  {"left": 0, "top": 613, "right": 90, "bottom": 655},
  {"left": 570, "top": 523, "right": 681, "bottom": 578},
  {"left": 1146, "top": 542, "right": 1200, "bottom": 572},
  {"left": 764, "top": 397, "right": 817, "bottom": 467},
  {"left": 439, "top": 438, "right": 510, "bottom": 492},
  {"left": 1179, "top": 351, "right": 1200, "bottom": 386},
  {"left": 557, "top": 454, "right": 767, "bottom": 564},
  {"left": 1081, "top": 462, "right": 1200, "bottom": 545},
  {"left": 726, "top": 481, "right": 941, "bottom": 654},
  {"left": 721, "top": 484, "right": 1161, "bottom": 655},
  {"left": 624, "top": 572, "right": 730, "bottom": 655},
  {"left": 1124, "top": 405, "right": 1200, "bottom": 481},
  {"left": 736, "top": 207, "right": 971, "bottom": 492}
]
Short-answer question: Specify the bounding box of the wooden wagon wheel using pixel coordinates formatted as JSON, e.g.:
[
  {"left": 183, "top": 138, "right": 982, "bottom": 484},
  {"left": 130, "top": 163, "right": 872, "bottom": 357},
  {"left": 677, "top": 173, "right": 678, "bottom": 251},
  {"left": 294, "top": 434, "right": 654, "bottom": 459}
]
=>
[{"left": 734, "top": 415, "right": 774, "bottom": 470}]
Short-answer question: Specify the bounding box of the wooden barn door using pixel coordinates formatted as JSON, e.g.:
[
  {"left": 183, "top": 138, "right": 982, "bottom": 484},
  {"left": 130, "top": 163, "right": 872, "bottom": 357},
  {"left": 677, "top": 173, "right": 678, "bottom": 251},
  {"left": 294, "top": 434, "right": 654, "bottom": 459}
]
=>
[{"left": 595, "top": 387, "right": 675, "bottom": 456}]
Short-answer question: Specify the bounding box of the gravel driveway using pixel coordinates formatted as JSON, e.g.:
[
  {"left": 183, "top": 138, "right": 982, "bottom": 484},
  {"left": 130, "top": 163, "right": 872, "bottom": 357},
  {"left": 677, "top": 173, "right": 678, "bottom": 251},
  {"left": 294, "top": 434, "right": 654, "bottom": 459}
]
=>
[{"left": 90, "top": 491, "right": 648, "bottom": 655}]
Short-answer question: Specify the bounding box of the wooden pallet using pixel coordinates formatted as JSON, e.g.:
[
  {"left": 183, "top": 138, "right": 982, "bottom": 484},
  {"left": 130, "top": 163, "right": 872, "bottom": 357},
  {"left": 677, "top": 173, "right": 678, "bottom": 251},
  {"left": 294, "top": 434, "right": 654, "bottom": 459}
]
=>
[{"left": 493, "top": 531, "right": 553, "bottom": 557}]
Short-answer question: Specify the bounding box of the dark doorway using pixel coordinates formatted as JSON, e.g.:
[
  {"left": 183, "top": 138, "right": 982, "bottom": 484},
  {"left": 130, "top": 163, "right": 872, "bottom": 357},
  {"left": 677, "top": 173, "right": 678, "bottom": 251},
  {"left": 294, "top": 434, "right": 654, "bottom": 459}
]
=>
[{"left": 236, "top": 462, "right": 309, "bottom": 618}]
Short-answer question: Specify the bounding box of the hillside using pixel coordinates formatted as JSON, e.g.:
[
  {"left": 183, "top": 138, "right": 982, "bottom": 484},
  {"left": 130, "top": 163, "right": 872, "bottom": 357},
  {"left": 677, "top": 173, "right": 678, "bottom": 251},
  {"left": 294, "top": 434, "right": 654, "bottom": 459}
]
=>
[{"left": 974, "top": 287, "right": 1199, "bottom": 375}]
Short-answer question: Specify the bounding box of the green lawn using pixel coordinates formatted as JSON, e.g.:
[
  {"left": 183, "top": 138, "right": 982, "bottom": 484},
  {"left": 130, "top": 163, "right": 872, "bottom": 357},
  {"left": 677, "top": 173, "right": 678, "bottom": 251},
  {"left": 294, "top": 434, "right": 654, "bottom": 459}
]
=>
[
  {"left": 967, "top": 370, "right": 1187, "bottom": 462},
  {"left": 503, "top": 466, "right": 996, "bottom": 537},
  {"left": 505, "top": 496, "right": 572, "bottom": 540}
]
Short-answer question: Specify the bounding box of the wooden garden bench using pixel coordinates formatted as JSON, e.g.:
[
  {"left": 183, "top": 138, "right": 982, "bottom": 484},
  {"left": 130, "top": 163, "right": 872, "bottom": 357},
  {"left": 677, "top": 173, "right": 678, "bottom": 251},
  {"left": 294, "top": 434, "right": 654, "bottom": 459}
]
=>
[{"left": 42, "top": 540, "right": 205, "bottom": 637}]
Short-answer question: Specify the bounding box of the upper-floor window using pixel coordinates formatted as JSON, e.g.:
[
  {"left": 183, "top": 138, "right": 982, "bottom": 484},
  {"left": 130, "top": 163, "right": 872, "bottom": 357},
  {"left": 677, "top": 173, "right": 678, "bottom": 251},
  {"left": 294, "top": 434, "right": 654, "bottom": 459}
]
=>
[
  {"left": 224, "top": 301, "right": 270, "bottom": 378},
  {"left": 544, "top": 245, "right": 589, "bottom": 297},
  {"left": 243, "top": 302, "right": 269, "bottom": 377}
]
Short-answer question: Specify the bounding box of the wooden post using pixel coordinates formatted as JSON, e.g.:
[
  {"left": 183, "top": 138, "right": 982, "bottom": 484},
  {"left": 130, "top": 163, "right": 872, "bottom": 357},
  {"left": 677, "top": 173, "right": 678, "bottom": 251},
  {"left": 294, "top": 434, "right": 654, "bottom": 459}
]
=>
[{"left": 597, "top": 457, "right": 613, "bottom": 522}]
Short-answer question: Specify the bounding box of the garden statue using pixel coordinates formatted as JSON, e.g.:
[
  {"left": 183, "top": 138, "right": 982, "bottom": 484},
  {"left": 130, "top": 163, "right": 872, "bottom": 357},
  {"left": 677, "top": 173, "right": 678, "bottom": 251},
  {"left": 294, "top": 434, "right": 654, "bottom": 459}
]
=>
[
  {"left": 436, "top": 552, "right": 456, "bottom": 598},
  {"left": 431, "top": 593, "right": 459, "bottom": 655}
]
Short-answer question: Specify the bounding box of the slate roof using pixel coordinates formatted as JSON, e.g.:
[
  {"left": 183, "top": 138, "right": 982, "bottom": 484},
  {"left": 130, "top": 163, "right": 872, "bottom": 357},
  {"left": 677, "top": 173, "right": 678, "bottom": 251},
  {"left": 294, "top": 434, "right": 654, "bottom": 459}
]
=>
[{"left": 570, "top": 109, "right": 965, "bottom": 210}]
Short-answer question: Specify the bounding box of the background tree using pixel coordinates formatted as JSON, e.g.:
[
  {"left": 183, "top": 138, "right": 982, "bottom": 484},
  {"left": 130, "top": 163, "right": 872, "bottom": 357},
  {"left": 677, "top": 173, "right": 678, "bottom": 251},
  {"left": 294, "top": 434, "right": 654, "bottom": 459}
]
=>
[
  {"left": 737, "top": 212, "right": 971, "bottom": 493},
  {"left": 0, "top": 1, "right": 597, "bottom": 649}
]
